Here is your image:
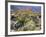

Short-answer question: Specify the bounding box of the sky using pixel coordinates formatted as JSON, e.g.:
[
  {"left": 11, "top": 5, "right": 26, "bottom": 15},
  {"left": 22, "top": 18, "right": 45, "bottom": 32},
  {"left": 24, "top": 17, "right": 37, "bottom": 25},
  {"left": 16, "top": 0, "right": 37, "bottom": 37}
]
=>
[{"left": 11, "top": 5, "right": 41, "bottom": 13}]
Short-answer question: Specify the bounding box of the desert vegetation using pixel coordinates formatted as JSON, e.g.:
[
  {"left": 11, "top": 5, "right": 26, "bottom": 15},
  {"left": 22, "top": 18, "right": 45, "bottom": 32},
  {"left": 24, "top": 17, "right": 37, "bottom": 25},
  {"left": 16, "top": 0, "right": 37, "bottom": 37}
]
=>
[{"left": 10, "top": 10, "right": 41, "bottom": 31}]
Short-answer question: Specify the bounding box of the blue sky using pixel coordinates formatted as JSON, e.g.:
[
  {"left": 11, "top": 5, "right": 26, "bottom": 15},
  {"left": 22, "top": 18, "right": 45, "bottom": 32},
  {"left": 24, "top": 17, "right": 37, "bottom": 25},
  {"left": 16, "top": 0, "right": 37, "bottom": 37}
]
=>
[{"left": 11, "top": 5, "right": 41, "bottom": 13}]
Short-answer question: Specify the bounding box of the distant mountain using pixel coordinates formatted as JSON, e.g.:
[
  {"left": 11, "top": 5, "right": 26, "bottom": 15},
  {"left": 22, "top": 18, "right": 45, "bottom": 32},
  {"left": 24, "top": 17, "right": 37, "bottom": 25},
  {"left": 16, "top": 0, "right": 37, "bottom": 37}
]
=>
[{"left": 11, "top": 5, "right": 41, "bottom": 13}]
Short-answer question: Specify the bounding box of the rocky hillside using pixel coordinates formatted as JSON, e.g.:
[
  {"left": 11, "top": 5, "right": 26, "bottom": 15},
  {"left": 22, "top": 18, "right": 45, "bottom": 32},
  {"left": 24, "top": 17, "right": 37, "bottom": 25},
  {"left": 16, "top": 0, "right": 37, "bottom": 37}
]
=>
[{"left": 10, "top": 10, "right": 41, "bottom": 32}]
